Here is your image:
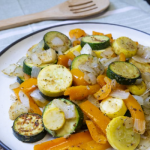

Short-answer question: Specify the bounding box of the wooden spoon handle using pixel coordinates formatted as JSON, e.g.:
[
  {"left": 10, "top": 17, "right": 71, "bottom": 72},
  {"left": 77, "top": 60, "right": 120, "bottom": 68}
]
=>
[{"left": 0, "top": 12, "right": 51, "bottom": 31}]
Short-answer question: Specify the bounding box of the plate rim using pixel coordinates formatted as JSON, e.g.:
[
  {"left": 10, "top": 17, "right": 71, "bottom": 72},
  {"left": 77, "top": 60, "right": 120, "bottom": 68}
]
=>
[{"left": 1, "top": 21, "right": 150, "bottom": 150}]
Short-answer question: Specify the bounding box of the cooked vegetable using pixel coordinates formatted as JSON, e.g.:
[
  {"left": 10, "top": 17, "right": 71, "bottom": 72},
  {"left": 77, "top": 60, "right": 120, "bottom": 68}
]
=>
[
  {"left": 106, "top": 116, "right": 140, "bottom": 150},
  {"left": 71, "top": 69, "right": 89, "bottom": 86},
  {"left": 23, "top": 59, "right": 55, "bottom": 75},
  {"left": 64, "top": 45, "right": 81, "bottom": 54},
  {"left": 43, "top": 107, "right": 65, "bottom": 131},
  {"left": 86, "top": 120, "right": 107, "bottom": 144},
  {"left": 100, "top": 47, "right": 115, "bottom": 58},
  {"left": 17, "top": 76, "right": 25, "bottom": 84},
  {"left": 9, "top": 101, "right": 28, "bottom": 120},
  {"left": 80, "top": 43, "right": 92, "bottom": 55},
  {"left": 43, "top": 98, "right": 84, "bottom": 137},
  {"left": 81, "top": 35, "right": 110, "bottom": 50},
  {"left": 64, "top": 84, "right": 100, "bottom": 100},
  {"left": 30, "top": 89, "right": 49, "bottom": 108},
  {"left": 96, "top": 75, "right": 106, "bottom": 87},
  {"left": 69, "top": 28, "right": 86, "bottom": 39},
  {"left": 124, "top": 94, "right": 145, "bottom": 134},
  {"left": 79, "top": 140, "right": 111, "bottom": 150},
  {"left": 106, "top": 61, "right": 141, "bottom": 85},
  {"left": 9, "top": 82, "right": 20, "bottom": 90},
  {"left": 112, "top": 36, "right": 137, "bottom": 58},
  {"left": 19, "top": 78, "right": 37, "bottom": 93},
  {"left": 127, "top": 81, "right": 146, "bottom": 96},
  {"left": 100, "top": 97, "right": 127, "bottom": 119},
  {"left": 94, "top": 77, "right": 111, "bottom": 100},
  {"left": 34, "top": 131, "right": 92, "bottom": 150},
  {"left": 80, "top": 100, "right": 111, "bottom": 135},
  {"left": 43, "top": 31, "right": 71, "bottom": 53},
  {"left": 119, "top": 52, "right": 126, "bottom": 61},
  {"left": 93, "top": 50, "right": 105, "bottom": 58},
  {"left": 57, "top": 55, "right": 70, "bottom": 67},
  {"left": 71, "top": 54, "right": 90, "bottom": 70},
  {"left": 13, "top": 113, "right": 46, "bottom": 143},
  {"left": 37, "top": 65, "right": 72, "bottom": 97},
  {"left": 109, "top": 89, "right": 129, "bottom": 99},
  {"left": 129, "top": 58, "right": 150, "bottom": 73}
]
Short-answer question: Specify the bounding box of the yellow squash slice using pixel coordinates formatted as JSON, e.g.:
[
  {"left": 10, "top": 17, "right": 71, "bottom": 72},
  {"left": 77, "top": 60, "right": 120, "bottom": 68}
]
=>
[
  {"left": 106, "top": 116, "right": 140, "bottom": 150},
  {"left": 112, "top": 37, "right": 137, "bottom": 58},
  {"left": 43, "top": 107, "right": 65, "bottom": 131},
  {"left": 100, "top": 97, "right": 127, "bottom": 119}
]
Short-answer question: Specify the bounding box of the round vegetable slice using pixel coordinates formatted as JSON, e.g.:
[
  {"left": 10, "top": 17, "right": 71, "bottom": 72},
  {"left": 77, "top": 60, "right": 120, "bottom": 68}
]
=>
[
  {"left": 81, "top": 35, "right": 110, "bottom": 50},
  {"left": 127, "top": 81, "right": 146, "bottom": 96},
  {"left": 43, "top": 98, "right": 84, "bottom": 137},
  {"left": 100, "top": 97, "right": 127, "bottom": 119},
  {"left": 13, "top": 113, "right": 46, "bottom": 143},
  {"left": 106, "top": 116, "right": 140, "bottom": 150},
  {"left": 43, "top": 31, "right": 71, "bottom": 53},
  {"left": 112, "top": 37, "right": 137, "bottom": 58},
  {"left": 43, "top": 107, "right": 65, "bottom": 131},
  {"left": 37, "top": 65, "right": 72, "bottom": 97},
  {"left": 106, "top": 61, "right": 141, "bottom": 85}
]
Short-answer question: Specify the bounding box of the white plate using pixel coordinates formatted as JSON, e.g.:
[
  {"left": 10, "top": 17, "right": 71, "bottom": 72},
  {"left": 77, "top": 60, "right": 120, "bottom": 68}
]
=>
[{"left": 0, "top": 22, "right": 150, "bottom": 150}]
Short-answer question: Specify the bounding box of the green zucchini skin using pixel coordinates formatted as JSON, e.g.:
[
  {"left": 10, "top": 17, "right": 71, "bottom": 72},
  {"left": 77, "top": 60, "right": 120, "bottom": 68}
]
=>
[
  {"left": 43, "top": 98, "right": 84, "bottom": 137},
  {"left": 17, "top": 76, "right": 25, "bottom": 84},
  {"left": 81, "top": 35, "right": 110, "bottom": 50},
  {"left": 43, "top": 31, "right": 72, "bottom": 52},
  {"left": 23, "top": 60, "right": 57, "bottom": 75},
  {"left": 12, "top": 113, "right": 46, "bottom": 143},
  {"left": 106, "top": 61, "right": 141, "bottom": 85},
  {"left": 39, "top": 91, "right": 68, "bottom": 101},
  {"left": 71, "top": 54, "right": 90, "bottom": 70}
]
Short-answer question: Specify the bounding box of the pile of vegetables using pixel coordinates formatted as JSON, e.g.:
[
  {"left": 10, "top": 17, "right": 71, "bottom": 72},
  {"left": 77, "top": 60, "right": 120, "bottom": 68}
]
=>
[{"left": 2, "top": 28, "right": 150, "bottom": 150}]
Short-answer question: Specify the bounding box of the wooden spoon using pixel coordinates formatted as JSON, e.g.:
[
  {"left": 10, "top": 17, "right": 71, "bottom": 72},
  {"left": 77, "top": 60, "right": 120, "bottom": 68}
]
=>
[{"left": 0, "top": 0, "right": 109, "bottom": 31}]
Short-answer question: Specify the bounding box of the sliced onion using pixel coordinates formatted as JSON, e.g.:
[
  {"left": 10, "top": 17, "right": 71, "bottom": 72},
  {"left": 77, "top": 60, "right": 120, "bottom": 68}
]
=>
[
  {"left": 142, "top": 72, "right": 150, "bottom": 82},
  {"left": 17, "top": 57, "right": 26, "bottom": 66},
  {"left": 19, "top": 90, "right": 30, "bottom": 109},
  {"left": 68, "top": 59, "right": 72, "bottom": 66},
  {"left": 31, "top": 66, "right": 41, "bottom": 78},
  {"left": 110, "top": 89, "right": 130, "bottom": 99},
  {"left": 10, "top": 94, "right": 18, "bottom": 102},
  {"left": 79, "top": 63, "right": 96, "bottom": 75},
  {"left": 30, "top": 89, "right": 48, "bottom": 108},
  {"left": 53, "top": 99, "right": 76, "bottom": 119},
  {"left": 99, "top": 56, "right": 119, "bottom": 68},
  {"left": 132, "top": 55, "right": 150, "bottom": 63},
  {"left": 88, "top": 95, "right": 100, "bottom": 108},
  {"left": 145, "top": 115, "right": 150, "bottom": 121},
  {"left": 141, "top": 89, "right": 150, "bottom": 100},
  {"left": 135, "top": 78, "right": 142, "bottom": 85},
  {"left": 14, "top": 66, "right": 24, "bottom": 77},
  {"left": 132, "top": 95, "right": 143, "bottom": 105},
  {"left": 80, "top": 44, "right": 92, "bottom": 55},
  {"left": 38, "top": 49, "right": 56, "bottom": 64},
  {"left": 73, "top": 50, "right": 80, "bottom": 56},
  {"left": 51, "top": 37, "right": 64, "bottom": 46},
  {"left": 9, "top": 101, "right": 28, "bottom": 120},
  {"left": 31, "top": 40, "right": 44, "bottom": 54},
  {"left": 2, "top": 64, "right": 17, "bottom": 76},
  {"left": 137, "top": 44, "right": 150, "bottom": 59},
  {"left": 55, "top": 45, "right": 67, "bottom": 53},
  {"left": 134, "top": 118, "right": 145, "bottom": 134},
  {"left": 100, "top": 47, "right": 114, "bottom": 58},
  {"left": 9, "top": 82, "right": 20, "bottom": 90},
  {"left": 111, "top": 79, "right": 117, "bottom": 90},
  {"left": 31, "top": 53, "right": 42, "bottom": 65},
  {"left": 144, "top": 97, "right": 150, "bottom": 108},
  {"left": 87, "top": 73, "right": 97, "bottom": 84},
  {"left": 25, "top": 57, "right": 33, "bottom": 64}
]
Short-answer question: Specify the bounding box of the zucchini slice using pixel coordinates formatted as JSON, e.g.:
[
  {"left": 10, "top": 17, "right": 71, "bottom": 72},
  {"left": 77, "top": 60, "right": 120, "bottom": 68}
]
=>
[
  {"left": 100, "top": 97, "right": 127, "bottom": 119},
  {"left": 13, "top": 113, "right": 46, "bottom": 143},
  {"left": 37, "top": 65, "right": 72, "bottom": 97},
  {"left": 112, "top": 37, "right": 137, "bottom": 58},
  {"left": 106, "top": 116, "right": 140, "bottom": 150},
  {"left": 71, "top": 54, "right": 90, "bottom": 70},
  {"left": 17, "top": 76, "right": 25, "bottom": 84},
  {"left": 43, "top": 98, "right": 84, "bottom": 137},
  {"left": 106, "top": 61, "right": 141, "bottom": 85},
  {"left": 43, "top": 31, "right": 71, "bottom": 53},
  {"left": 23, "top": 59, "right": 56, "bottom": 75},
  {"left": 81, "top": 35, "right": 110, "bottom": 50}
]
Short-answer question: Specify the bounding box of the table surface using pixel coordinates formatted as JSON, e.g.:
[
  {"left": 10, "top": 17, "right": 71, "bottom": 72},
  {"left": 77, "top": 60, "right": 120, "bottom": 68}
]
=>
[{"left": 0, "top": 0, "right": 150, "bottom": 150}]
